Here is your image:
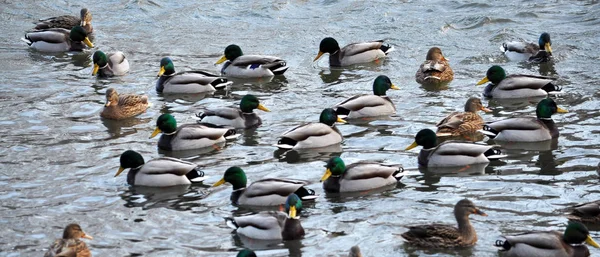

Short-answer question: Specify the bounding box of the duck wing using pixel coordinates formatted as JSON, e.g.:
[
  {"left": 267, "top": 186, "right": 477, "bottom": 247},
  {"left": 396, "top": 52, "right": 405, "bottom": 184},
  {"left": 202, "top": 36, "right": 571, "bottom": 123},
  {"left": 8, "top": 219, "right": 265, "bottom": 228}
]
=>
[
  {"left": 197, "top": 107, "right": 241, "bottom": 121},
  {"left": 501, "top": 41, "right": 539, "bottom": 54},
  {"left": 485, "top": 117, "right": 545, "bottom": 132},
  {"left": 334, "top": 94, "right": 392, "bottom": 111},
  {"left": 502, "top": 231, "right": 564, "bottom": 250},
  {"left": 141, "top": 157, "right": 198, "bottom": 176},
  {"left": 25, "top": 28, "right": 69, "bottom": 43},
  {"left": 280, "top": 123, "right": 334, "bottom": 141},
  {"left": 403, "top": 224, "right": 460, "bottom": 240},
  {"left": 340, "top": 41, "right": 384, "bottom": 57},
  {"left": 176, "top": 123, "right": 232, "bottom": 140},
  {"left": 231, "top": 55, "right": 285, "bottom": 67},
  {"left": 344, "top": 162, "right": 403, "bottom": 180},
  {"left": 244, "top": 178, "right": 309, "bottom": 198},
  {"left": 434, "top": 141, "right": 497, "bottom": 156},
  {"left": 498, "top": 74, "right": 557, "bottom": 91}
]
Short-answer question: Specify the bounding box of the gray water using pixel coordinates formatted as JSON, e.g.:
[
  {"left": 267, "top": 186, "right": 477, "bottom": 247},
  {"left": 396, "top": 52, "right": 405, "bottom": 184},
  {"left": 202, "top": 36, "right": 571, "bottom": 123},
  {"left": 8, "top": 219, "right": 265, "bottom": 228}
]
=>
[{"left": 1, "top": 1, "right": 599, "bottom": 256}]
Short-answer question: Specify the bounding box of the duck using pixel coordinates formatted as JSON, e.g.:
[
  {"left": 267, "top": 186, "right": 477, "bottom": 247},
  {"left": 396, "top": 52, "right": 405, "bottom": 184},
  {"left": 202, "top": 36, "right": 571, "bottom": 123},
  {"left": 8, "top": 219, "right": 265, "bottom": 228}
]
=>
[
  {"left": 44, "top": 223, "right": 92, "bottom": 257},
  {"left": 415, "top": 47, "right": 454, "bottom": 84},
  {"left": 495, "top": 221, "right": 599, "bottom": 257},
  {"left": 313, "top": 37, "right": 393, "bottom": 67},
  {"left": 225, "top": 194, "right": 305, "bottom": 240},
  {"left": 236, "top": 249, "right": 256, "bottom": 257},
  {"left": 156, "top": 57, "right": 231, "bottom": 94},
  {"left": 212, "top": 166, "right": 316, "bottom": 206},
  {"left": 196, "top": 94, "right": 270, "bottom": 129},
  {"left": 92, "top": 51, "right": 129, "bottom": 77},
  {"left": 479, "top": 98, "right": 568, "bottom": 142},
  {"left": 348, "top": 245, "right": 363, "bottom": 257},
  {"left": 34, "top": 8, "right": 93, "bottom": 34},
  {"left": 215, "top": 44, "right": 289, "bottom": 78},
  {"left": 566, "top": 201, "right": 600, "bottom": 225},
  {"left": 476, "top": 65, "right": 561, "bottom": 98},
  {"left": 401, "top": 199, "right": 487, "bottom": 248},
  {"left": 332, "top": 75, "right": 399, "bottom": 119},
  {"left": 275, "top": 108, "right": 346, "bottom": 150},
  {"left": 23, "top": 26, "right": 93, "bottom": 52},
  {"left": 436, "top": 97, "right": 491, "bottom": 137},
  {"left": 150, "top": 113, "right": 238, "bottom": 151},
  {"left": 501, "top": 32, "right": 552, "bottom": 63},
  {"left": 100, "top": 88, "right": 148, "bottom": 120},
  {"left": 114, "top": 150, "right": 207, "bottom": 187},
  {"left": 320, "top": 156, "right": 404, "bottom": 193},
  {"left": 406, "top": 129, "right": 505, "bottom": 167}
]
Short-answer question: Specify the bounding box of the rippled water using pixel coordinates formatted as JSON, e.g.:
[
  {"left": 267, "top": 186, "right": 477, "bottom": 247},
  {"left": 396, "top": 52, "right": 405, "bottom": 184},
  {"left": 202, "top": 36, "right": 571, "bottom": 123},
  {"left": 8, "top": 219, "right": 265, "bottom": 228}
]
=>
[{"left": 1, "top": 1, "right": 599, "bottom": 256}]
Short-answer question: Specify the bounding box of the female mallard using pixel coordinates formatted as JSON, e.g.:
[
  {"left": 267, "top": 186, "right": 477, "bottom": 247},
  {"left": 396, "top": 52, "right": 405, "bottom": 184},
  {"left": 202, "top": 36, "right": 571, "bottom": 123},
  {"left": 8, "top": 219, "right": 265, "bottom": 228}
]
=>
[
  {"left": 406, "top": 129, "right": 505, "bottom": 167},
  {"left": 501, "top": 32, "right": 552, "bottom": 63},
  {"left": 479, "top": 98, "right": 568, "bottom": 142},
  {"left": 477, "top": 65, "right": 561, "bottom": 98},
  {"left": 436, "top": 97, "right": 491, "bottom": 137},
  {"left": 237, "top": 249, "right": 256, "bottom": 257},
  {"left": 567, "top": 201, "right": 600, "bottom": 225},
  {"left": 212, "top": 166, "right": 316, "bottom": 206},
  {"left": 34, "top": 8, "right": 93, "bottom": 34},
  {"left": 156, "top": 57, "right": 230, "bottom": 94},
  {"left": 44, "top": 224, "right": 92, "bottom": 257},
  {"left": 349, "top": 246, "right": 362, "bottom": 257},
  {"left": 149, "top": 113, "right": 238, "bottom": 151},
  {"left": 225, "top": 194, "right": 305, "bottom": 240},
  {"left": 24, "top": 26, "right": 93, "bottom": 52},
  {"left": 215, "top": 44, "right": 289, "bottom": 78},
  {"left": 495, "top": 221, "right": 599, "bottom": 257},
  {"left": 275, "top": 108, "right": 346, "bottom": 150},
  {"left": 415, "top": 47, "right": 454, "bottom": 84},
  {"left": 401, "top": 199, "right": 487, "bottom": 248},
  {"left": 114, "top": 150, "right": 207, "bottom": 187},
  {"left": 332, "top": 75, "right": 399, "bottom": 119},
  {"left": 196, "top": 94, "right": 270, "bottom": 129},
  {"left": 320, "top": 156, "right": 404, "bottom": 193},
  {"left": 92, "top": 51, "right": 129, "bottom": 77},
  {"left": 313, "top": 37, "right": 393, "bottom": 67},
  {"left": 100, "top": 88, "right": 148, "bottom": 120}
]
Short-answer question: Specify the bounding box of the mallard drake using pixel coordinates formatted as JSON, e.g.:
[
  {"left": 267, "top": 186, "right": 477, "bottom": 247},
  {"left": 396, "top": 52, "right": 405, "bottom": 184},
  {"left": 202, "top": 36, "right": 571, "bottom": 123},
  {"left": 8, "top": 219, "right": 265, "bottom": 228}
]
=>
[
  {"left": 501, "top": 32, "right": 552, "bottom": 63},
  {"left": 313, "top": 37, "right": 393, "bottom": 67},
  {"left": 320, "top": 156, "right": 404, "bottom": 193},
  {"left": 332, "top": 75, "right": 399, "bottom": 119},
  {"left": 436, "top": 97, "right": 491, "bottom": 137},
  {"left": 215, "top": 44, "right": 289, "bottom": 78},
  {"left": 275, "top": 108, "right": 346, "bottom": 150},
  {"left": 24, "top": 26, "right": 93, "bottom": 52},
  {"left": 401, "top": 199, "right": 487, "bottom": 248},
  {"left": 406, "top": 129, "right": 505, "bottom": 167},
  {"left": 34, "top": 8, "right": 93, "bottom": 34},
  {"left": 156, "top": 57, "right": 230, "bottom": 94},
  {"left": 114, "top": 150, "right": 207, "bottom": 187},
  {"left": 415, "top": 47, "right": 454, "bottom": 84},
  {"left": 196, "top": 94, "right": 270, "bottom": 129},
  {"left": 566, "top": 201, "right": 600, "bottom": 225},
  {"left": 479, "top": 98, "right": 568, "bottom": 142},
  {"left": 348, "top": 245, "right": 362, "bottom": 257},
  {"left": 225, "top": 194, "right": 305, "bottom": 240},
  {"left": 212, "top": 166, "right": 316, "bottom": 206},
  {"left": 44, "top": 224, "right": 92, "bottom": 257},
  {"left": 495, "top": 221, "right": 599, "bottom": 257},
  {"left": 477, "top": 65, "right": 561, "bottom": 98},
  {"left": 149, "top": 113, "right": 238, "bottom": 151},
  {"left": 100, "top": 88, "right": 148, "bottom": 120},
  {"left": 92, "top": 51, "right": 129, "bottom": 77},
  {"left": 237, "top": 249, "right": 256, "bottom": 257}
]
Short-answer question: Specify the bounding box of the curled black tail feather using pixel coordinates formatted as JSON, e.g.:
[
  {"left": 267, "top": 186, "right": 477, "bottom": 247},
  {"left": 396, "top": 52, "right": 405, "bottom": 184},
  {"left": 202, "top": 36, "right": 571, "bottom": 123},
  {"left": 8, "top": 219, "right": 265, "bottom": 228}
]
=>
[
  {"left": 494, "top": 239, "right": 511, "bottom": 250},
  {"left": 482, "top": 125, "right": 498, "bottom": 138},
  {"left": 334, "top": 107, "right": 350, "bottom": 117},
  {"left": 380, "top": 44, "right": 393, "bottom": 54},
  {"left": 393, "top": 167, "right": 405, "bottom": 181},
  {"left": 484, "top": 148, "right": 502, "bottom": 157},
  {"left": 294, "top": 187, "right": 316, "bottom": 200},
  {"left": 185, "top": 167, "right": 205, "bottom": 181},
  {"left": 195, "top": 112, "right": 207, "bottom": 121},
  {"left": 541, "top": 82, "right": 561, "bottom": 93}
]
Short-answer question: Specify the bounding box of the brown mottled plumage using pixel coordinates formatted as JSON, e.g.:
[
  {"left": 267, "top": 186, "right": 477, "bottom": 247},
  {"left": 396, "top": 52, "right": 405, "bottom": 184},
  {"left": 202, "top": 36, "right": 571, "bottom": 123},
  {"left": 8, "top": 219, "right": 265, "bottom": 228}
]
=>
[
  {"left": 34, "top": 8, "right": 93, "bottom": 34},
  {"left": 401, "top": 199, "right": 487, "bottom": 248},
  {"left": 567, "top": 201, "right": 600, "bottom": 225},
  {"left": 415, "top": 47, "right": 454, "bottom": 84},
  {"left": 44, "top": 224, "right": 92, "bottom": 257},
  {"left": 436, "top": 97, "right": 491, "bottom": 137},
  {"left": 100, "top": 88, "right": 149, "bottom": 120}
]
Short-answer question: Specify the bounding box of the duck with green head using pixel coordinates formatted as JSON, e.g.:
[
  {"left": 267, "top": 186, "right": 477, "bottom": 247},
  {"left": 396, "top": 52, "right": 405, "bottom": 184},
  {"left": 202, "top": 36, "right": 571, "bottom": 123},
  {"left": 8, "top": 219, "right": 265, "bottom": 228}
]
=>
[
  {"left": 44, "top": 223, "right": 93, "bottom": 257},
  {"left": 501, "top": 32, "right": 552, "bottom": 63},
  {"left": 320, "top": 156, "right": 404, "bottom": 193},
  {"left": 92, "top": 50, "right": 129, "bottom": 77},
  {"left": 150, "top": 113, "right": 238, "bottom": 151},
  {"left": 100, "top": 88, "right": 148, "bottom": 120},
  {"left": 156, "top": 57, "right": 231, "bottom": 94},
  {"left": 479, "top": 98, "right": 568, "bottom": 142},
  {"left": 313, "top": 37, "right": 394, "bottom": 67},
  {"left": 415, "top": 47, "right": 454, "bottom": 84},
  {"left": 495, "top": 221, "right": 599, "bottom": 257},
  {"left": 477, "top": 65, "right": 561, "bottom": 98},
  {"left": 212, "top": 166, "right": 316, "bottom": 206},
  {"left": 436, "top": 97, "right": 491, "bottom": 137},
  {"left": 24, "top": 25, "right": 93, "bottom": 52},
  {"left": 114, "top": 150, "right": 207, "bottom": 187},
  {"left": 567, "top": 200, "right": 600, "bottom": 225},
  {"left": 34, "top": 8, "right": 93, "bottom": 34},
  {"left": 332, "top": 75, "right": 399, "bottom": 119},
  {"left": 406, "top": 128, "right": 505, "bottom": 167},
  {"left": 196, "top": 94, "right": 270, "bottom": 129},
  {"left": 215, "top": 44, "right": 289, "bottom": 78},
  {"left": 275, "top": 108, "right": 346, "bottom": 150},
  {"left": 225, "top": 194, "right": 305, "bottom": 241},
  {"left": 236, "top": 249, "right": 256, "bottom": 257}
]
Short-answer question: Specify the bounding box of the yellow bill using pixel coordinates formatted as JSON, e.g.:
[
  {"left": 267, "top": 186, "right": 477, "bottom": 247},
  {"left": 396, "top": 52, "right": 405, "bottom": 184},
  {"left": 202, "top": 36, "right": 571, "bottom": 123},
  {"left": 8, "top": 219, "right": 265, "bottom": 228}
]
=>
[
  {"left": 215, "top": 55, "right": 227, "bottom": 65},
  {"left": 157, "top": 66, "right": 165, "bottom": 77},
  {"left": 83, "top": 37, "right": 94, "bottom": 48},
  {"left": 336, "top": 117, "right": 347, "bottom": 123},
  {"left": 557, "top": 107, "right": 568, "bottom": 113},
  {"left": 313, "top": 51, "right": 324, "bottom": 62},
  {"left": 257, "top": 104, "right": 271, "bottom": 112},
  {"left": 544, "top": 42, "right": 552, "bottom": 54},
  {"left": 288, "top": 205, "right": 297, "bottom": 218},
  {"left": 405, "top": 141, "right": 418, "bottom": 150},
  {"left": 390, "top": 84, "right": 400, "bottom": 90},
  {"left": 92, "top": 64, "right": 99, "bottom": 76},
  {"left": 114, "top": 166, "right": 125, "bottom": 177},
  {"left": 586, "top": 235, "right": 599, "bottom": 248},
  {"left": 476, "top": 77, "right": 489, "bottom": 85},
  {"left": 149, "top": 127, "right": 161, "bottom": 139},
  {"left": 212, "top": 178, "right": 226, "bottom": 187},
  {"left": 320, "top": 168, "right": 332, "bottom": 182}
]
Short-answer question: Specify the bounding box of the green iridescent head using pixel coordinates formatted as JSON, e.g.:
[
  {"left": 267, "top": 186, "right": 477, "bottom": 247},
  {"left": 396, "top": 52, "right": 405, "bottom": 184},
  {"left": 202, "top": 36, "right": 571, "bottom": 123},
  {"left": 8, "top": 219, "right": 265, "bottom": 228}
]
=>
[
  {"left": 563, "top": 221, "right": 599, "bottom": 247},
  {"left": 321, "top": 156, "right": 346, "bottom": 181},
  {"left": 158, "top": 57, "right": 176, "bottom": 76},
  {"left": 236, "top": 249, "right": 256, "bottom": 257},
  {"left": 314, "top": 37, "right": 341, "bottom": 61},
  {"left": 406, "top": 128, "right": 437, "bottom": 150},
  {"left": 69, "top": 26, "right": 93, "bottom": 47},
  {"left": 115, "top": 150, "right": 145, "bottom": 177},
  {"left": 536, "top": 98, "right": 568, "bottom": 119},
  {"left": 150, "top": 114, "right": 177, "bottom": 138},
  {"left": 285, "top": 193, "right": 302, "bottom": 218},
  {"left": 477, "top": 65, "right": 506, "bottom": 85},
  {"left": 212, "top": 166, "right": 248, "bottom": 190},
  {"left": 319, "top": 108, "right": 346, "bottom": 126},
  {"left": 538, "top": 32, "right": 552, "bottom": 53},
  {"left": 240, "top": 94, "right": 270, "bottom": 113},
  {"left": 372, "top": 75, "right": 399, "bottom": 95}
]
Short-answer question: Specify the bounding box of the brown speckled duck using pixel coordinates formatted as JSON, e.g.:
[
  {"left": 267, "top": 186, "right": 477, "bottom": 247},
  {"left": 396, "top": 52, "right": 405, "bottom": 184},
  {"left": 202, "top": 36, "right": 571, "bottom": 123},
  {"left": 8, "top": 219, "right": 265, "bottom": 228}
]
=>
[
  {"left": 100, "top": 88, "right": 149, "bottom": 120},
  {"left": 436, "top": 97, "right": 491, "bottom": 137},
  {"left": 34, "top": 8, "right": 93, "bottom": 34},
  {"left": 44, "top": 224, "right": 92, "bottom": 257},
  {"left": 415, "top": 47, "right": 454, "bottom": 84},
  {"left": 567, "top": 201, "right": 600, "bottom": 225}
]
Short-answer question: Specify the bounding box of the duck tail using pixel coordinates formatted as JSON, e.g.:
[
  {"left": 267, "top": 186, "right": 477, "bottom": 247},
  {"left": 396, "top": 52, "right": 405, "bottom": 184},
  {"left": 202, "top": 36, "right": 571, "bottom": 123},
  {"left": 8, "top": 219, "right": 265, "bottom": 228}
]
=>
[
  {"left": 494, "top": 239, "right": 511, "bottom": 250},
  {"left": 484, "top": 148, "right": 507, "bottom": 160},
  {"left": 541, "top": 82, "right": 562, "bottom": 93},
  {"left": 223, "top": 128, "right": 239, "bottom": 140},
  {"left": 333, "top": 107, "right": 350, "bottom": 118},
  {"left": 186, "top": 167, "right": 208, "bottom": 182},
  {"left": 392, "top": 166, "right": 405, "bottom": 181},
  {"left": 380, "top": 44, "right": 394, "bottom": 55},
  {"left": 211, "top": 78, "right": 232, "bottom": 90},
  {"left": 21, "top": 35, "right": 33, "bottom": 46},
  {"left": 295, "top": 187, "right": 318, "bottom": 201},
  {"left": 225, "top": 217, "right": 239, "bottom": 229},
  {"left": 274, "top": 137, "right": 296, "bottom": 149},
  {"left": 265, "top": 61, "right": 289, "bottom": 75},
  {"left": 478, "top": 125, "right": 497, "bottom": 138}
]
